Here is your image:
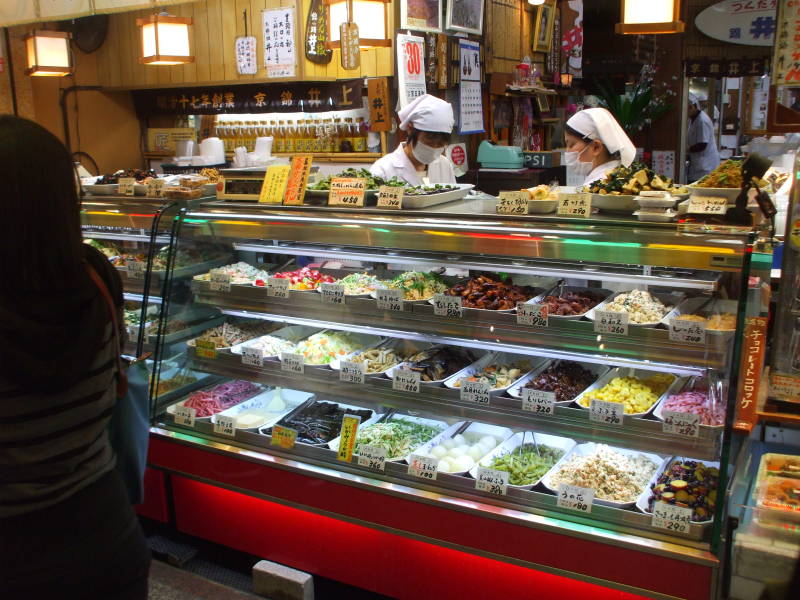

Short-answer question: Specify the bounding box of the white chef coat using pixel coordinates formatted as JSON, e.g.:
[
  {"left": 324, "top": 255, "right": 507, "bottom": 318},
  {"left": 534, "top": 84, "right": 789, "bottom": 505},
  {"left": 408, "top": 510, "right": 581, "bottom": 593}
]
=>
[
  {"left": 370, "top": 143, "right": 456, "bottom": 186},
  {"left": 687, "top": 111, "right": 720, "bottom": 182},
  {"left": 583, "top": 159, "right": 620, "bottom": 187}
]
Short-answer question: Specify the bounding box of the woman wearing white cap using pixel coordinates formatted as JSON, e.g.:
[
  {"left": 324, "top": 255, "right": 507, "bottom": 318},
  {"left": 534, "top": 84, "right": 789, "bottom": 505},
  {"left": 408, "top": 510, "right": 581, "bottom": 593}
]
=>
[
  {"left": 370, "top": 94, "right": 456, "bottom": 186},
  {"left": 563, "top": 107, "right": 637, "bottom": 186}
]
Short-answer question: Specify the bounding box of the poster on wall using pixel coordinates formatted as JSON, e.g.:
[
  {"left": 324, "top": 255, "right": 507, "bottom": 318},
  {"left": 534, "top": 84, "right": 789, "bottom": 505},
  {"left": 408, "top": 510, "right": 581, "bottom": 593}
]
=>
[
  {"left": 695, "top": 0, "right": 777, "bottom": 48},
  {"left": 400, "top": 0, "right": 442, "bottom": 33},
  {"left": 263, "top": 6, "right": 296, "bottom": 78},
  {"left": 458, "top": 39, "right": 484, "bottom": 134},
  {"left": 561, "top": 0, "right": 583, "bottom": 77},
  {"left": 397, "top": 33, "right": 427, "bottom": 108},
  {"left": 773, "top": 0, "right": 800, "bottom": 85},
  {"left": 652, "top": 151, "right": 676, "bottom": 181},
  {"left": 446, "top": 0, "right": 484, "bottom": 36}
]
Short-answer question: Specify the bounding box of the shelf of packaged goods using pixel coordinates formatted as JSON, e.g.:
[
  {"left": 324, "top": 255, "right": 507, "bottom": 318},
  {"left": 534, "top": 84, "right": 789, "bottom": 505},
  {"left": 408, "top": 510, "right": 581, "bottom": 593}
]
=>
[
  {"left": 174, "top": 347, "right": 721, "bottom": 461},
  {"left": 81, "top": 228, "right": 172, "bottom": 245}
]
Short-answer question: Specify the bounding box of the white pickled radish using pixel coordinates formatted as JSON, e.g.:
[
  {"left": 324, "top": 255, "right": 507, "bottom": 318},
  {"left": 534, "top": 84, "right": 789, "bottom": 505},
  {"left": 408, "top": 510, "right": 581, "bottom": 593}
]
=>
[
  {"left": 468, "top": 446, "right": 484, "bottom": 461},
  {"left": 438, "top": 457, "right": 451, "bottom": 471},
  {"left": 442, "top": 438, "right": 456, "bottom": 450},
  {"left": 449, "top": 447, "right": 465, "bottom": 458},
  {"left": 452, "top": 434, "right": 467, "bottom": 446},
  {"left": 456, "top": 444, "right": 470, "bottom": 455},
  {"left": 430, "top": 445, "right": 448, "bottom": 459},
  {"left": 479, "top": 435, "right": 496, "bottom": 447},
  {"left": 453, "top": 455, "right": 474, "bottom": 472}
]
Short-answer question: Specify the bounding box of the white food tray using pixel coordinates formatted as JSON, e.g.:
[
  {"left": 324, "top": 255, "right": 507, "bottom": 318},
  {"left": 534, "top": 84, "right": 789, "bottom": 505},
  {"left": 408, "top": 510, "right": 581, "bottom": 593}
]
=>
[
  {"left": 330, "top": 339, "right": 434, "bottom": 374},
  {"left": 409, "top": 421, "right": 514, "bottom": 474},
  {"left": 666, "top": 298, "right": 736, "bottom": 337},
  {"left": 327, "top": 413, "right": 450, "bottom": 457},
  {"left": 635, "top": 457, "right": 720, "bottom": 524},
  {"left": 442, "top": 351, "right": 541, "bottom": 395},
  {"left": 384, "top": 346, "right": 484, "bottom": 386},
  {"left": 532, "top": 285, "right": 614, "bottom": 320},
  {"left": 262, "top": 400, "right": 381, "bottom": 446},
  {"left": 402, "top": 183, "right": 474, "bottom": 209},
  {"left": 687, "top": 185, "right": 740, "bottom": 202},
  {"left": 469, "top": 431, "right": 577, "bottom": 489},
  {"left": 506, "top": 359, "right": 609, "bottom": 404},
  {"left": 652, "top": 377, "right": 725, "bottom": 429},
  {"left": 633, "top": 210, "right": 677, "bottom": 222},
  {"left": 583, "top": 290, "right": 685, "bottom": 327},
  {"left": 230, "top": 325, "right": 321, "bottom": 357},
  {"left": 427, "top": 278, "right": 546, "bottom": 315},
  {"left": 167, "top": 382, "right": 265, "bottom": 420},
  {"left": 289, "top": 330, "right": 383, "bottom": 367},
  {"left": 211, "top": 388, "right": 314, "bottom": 430},
  {"left": 590, "top": 193, "right": 638, "bottom": 214},
  {"left": 540, "top": 442, "right": 669, "bottom": 508}
]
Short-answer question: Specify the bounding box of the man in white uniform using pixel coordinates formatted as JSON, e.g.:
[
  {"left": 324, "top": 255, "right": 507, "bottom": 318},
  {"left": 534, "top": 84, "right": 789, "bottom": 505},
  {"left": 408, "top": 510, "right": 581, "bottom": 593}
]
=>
[
  {"left": 687, "top": 93, "right": 720, "bottom": 182},
  {"left": 370, "top": 94, "right": 456, "bottom": 186}
]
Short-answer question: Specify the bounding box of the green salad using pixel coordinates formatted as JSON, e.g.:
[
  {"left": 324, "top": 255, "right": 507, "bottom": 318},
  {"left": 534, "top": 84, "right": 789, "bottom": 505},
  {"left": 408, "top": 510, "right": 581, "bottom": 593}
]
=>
[
  {"left": 489, "top": 443, "right": 565, "bottom": 486},
  {"left": 354, "top": 418, "right": 443, "bottom": 459}
]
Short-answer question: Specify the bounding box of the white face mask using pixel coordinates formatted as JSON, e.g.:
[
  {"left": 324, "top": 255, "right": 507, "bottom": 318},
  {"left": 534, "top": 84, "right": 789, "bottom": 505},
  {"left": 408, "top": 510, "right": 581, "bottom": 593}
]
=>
[
  {"left": 564, "top": 144, "right": 593, "bottom": 178},
  {"left": 411, "top": 140, "right": 445, "bottom": 165}
]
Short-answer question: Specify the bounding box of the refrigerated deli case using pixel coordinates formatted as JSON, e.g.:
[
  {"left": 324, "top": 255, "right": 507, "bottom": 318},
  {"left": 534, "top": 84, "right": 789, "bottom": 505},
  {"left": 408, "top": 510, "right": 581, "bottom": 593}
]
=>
[{"left": 144, "top": 204, "right": 756, "bottom": 600}]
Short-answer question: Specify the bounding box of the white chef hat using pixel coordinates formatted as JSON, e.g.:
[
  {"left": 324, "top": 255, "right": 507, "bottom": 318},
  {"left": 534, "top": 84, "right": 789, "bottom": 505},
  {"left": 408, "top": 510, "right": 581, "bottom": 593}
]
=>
[
  {"left": 566, "top": 107, "right": 636, "bottom": 168},
  {"left": 398, "top": 94, "right": 455, "bottom": 133},
  {"left": 688, "top": 92, "right": 700, "bottom": 107}
]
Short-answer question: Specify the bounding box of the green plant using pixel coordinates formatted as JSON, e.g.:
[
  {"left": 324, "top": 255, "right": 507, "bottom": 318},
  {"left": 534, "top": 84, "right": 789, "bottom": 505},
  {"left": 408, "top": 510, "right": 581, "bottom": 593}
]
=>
[{"left": 594, "top": 68, "right": 675, "bottom": 134}]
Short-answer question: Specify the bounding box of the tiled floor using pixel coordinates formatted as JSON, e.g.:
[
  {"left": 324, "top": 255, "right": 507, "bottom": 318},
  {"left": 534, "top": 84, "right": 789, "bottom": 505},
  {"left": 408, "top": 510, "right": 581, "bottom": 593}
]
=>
[{"left": 148, "top": 559, "right": 261, "bottom": 599}]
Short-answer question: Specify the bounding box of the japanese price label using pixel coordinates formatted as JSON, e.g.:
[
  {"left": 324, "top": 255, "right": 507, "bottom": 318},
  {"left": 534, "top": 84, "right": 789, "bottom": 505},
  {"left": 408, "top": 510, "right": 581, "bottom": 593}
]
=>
[
  {"left": 557, "top": 484, "right": 594, "bottom": 513},
  {"left": 432, "top": 294, "right": 463, "bottom": 318},
  {"left": 340, "top": 360, "right": 366, "bottom": 384},
  {"left": 557, "top": 193, "right": 592, "bottom": 217},
  {"left": 589, "top": 399, "right": 624, "bottom": 425},
  {"left": 460, "top": 380, "right": 491, "bottom": 404},
  {"left": 496, "top": 191, "right": 528, "bottom": 215},
  {"left": 651, "top": 502, "right": 693, "bottom": 534},
  {"left": 408, "top": 454, "right": 438, "bottom": 480},
  {"left": 213, "top": 415, "right": 236, "bottom": 437},
  {"left": 522, "top": 389, "right": 556, "bottom": 415},
  {"left": 125, "top": 259, "right": 146, "bottom": 280},
  {"left": 517, "top": 303, "right": 548, "bottom": 327},
  {"left": 195, "top": 340, "right": 217, "bottom": 360},
  {"left": 475, "top": 467, "right": 509, "bottom": 495},
  {"left": 284, "top": 155, "right": 313, "bottom": 206},
  {"left": 393, "top": 369, "right": 420, "bottom": 393},
  {"left": 241, "top": 345, "right": 264, "bottom": 368},
  {"left": 377, "top": 185, "right": 404, "bottom": 209},
  {"left": 118, "top": 177, "right": 136, "bottom": 196},
  {"left": 209, "top": 270, "right": 231, "bottom": 292},
  {"left": 670, "top": 318, "right": 707, "bottom": 345},
  {"left": 271, "top": 425, "right": 298, "bottom": 449},
  {"left": 357, "top": 445, "right": 387, "bottom": 471},
  {"left": 688, "top": 196, "right": 728, "bottom": 215},
  {"left": 174, "top": 405, "right": 196, "bottom": 427},
  {"left": 376, "top": 288, "right": 404, "bottom": 311},
  {"left": 145, "top": 178, "right": 165, "bottom": 198},
  {"left": 336, "top": 414, "right": 361, "bottom": 462},
  {"left": 267, "top": 276, "right": 290, "bottom": 298},
  {"left": 320, "top": 283, "right": 345, "bottom": 304},
  {"left": 769, "top": 373, "right": 800, "bottom": 402},
  {"left": 662, "top": 410, "right": 701, "bottom": 437},
  {"left": 281, "top": 352, "right": 305, "bottom": 374},
  {"left": 594, "top": 310, "right": 629, "bottom": 335},
  {"left": 329, "top": 177, "right": 367, "bottom": 207},
  {"left": 259, "top": 165, "right": 290, "bottom": 204}
]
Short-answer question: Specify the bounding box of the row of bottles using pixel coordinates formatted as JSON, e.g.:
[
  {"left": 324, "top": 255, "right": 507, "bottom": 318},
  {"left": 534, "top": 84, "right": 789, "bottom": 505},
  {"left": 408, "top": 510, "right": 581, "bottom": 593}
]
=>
[{"left": 215, "top": 118, "right": 368, "bottom": 154}]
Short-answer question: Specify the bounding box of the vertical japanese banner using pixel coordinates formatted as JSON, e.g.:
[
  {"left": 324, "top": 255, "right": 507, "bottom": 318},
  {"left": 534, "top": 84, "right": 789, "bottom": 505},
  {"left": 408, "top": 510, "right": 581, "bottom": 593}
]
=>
[
  {"left": 735, "top": 316, "right": 768, "bottom": 431},
  {"left": 263, "top": 5, "right": 297, "bottom": 79},
  {"left": 367, "top": 78, "right": 391, "bottom": 132},
  {"left": 773, "top": 0, "right": 800, "bottom": 85},
  {"left": 561, "top": 0, "right": 583, "bottom": 77},
  {"left": 458, "top": 39, "right": 483, "bottom": 134},
  {"left": 397, "top": 33, "right": 426, "bottom": 108}
]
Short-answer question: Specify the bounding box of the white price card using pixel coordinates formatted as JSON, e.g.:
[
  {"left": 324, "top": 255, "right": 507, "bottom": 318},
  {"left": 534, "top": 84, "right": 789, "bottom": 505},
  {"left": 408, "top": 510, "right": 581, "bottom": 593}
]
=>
[
  {"left": 125, "top": 259, "right": 146, "bottom": 280},
  {"left": 475, "top": 467, "right": 509, "bottom": 495},
  {"left": 340, "top": 360, "right": 366, "bottom": 384},
  {"left": 460, "top": 380, "right": 491, "bottom": 404},
  {"left": 267, "top": 276, "right": 290, "bottom": 298},
  {"left": 517, "top": 302, "right": 548, "bottom": 327},
  {"left": 651, "top": 502, "right": 693, "bottom": 534},
  {"left": 432, "top": 294, "right": 463, "bottom": 318},
  {"left": 688, "top": 196, "right": 728, "bottom": 215},
  {"left": 377, "top": 185, "right": 404, "bottom": 209},
  {"left": 392, "top": 369, "right": 420, "bottom": 393},
  {"left": 174, "top": 405, "right": 196, "bottom": 427},
  {"left": 589, "top": 399, "right": 624, "bottom": 426},
  {"left": 408, "top": 454, "right": 438, "bottom": 480},
  {"left": 522, "top": 389, "right": 556, "bottom": 415},
  {"left": 213, "top": 415, "right": 236, "bottom": 437},
  {"left": 118, "top": 177, "right": 136, "bottom": 196},
  {"left": 662, "top": 410, "right": 701, "bottom": 437},
  {"left": 209, "top": 270, "right": 231, "bottom": 292},
  {"left": 594, "top": 310, "right": 629, "bottom": 335},
  {"left": 557, "top": 193, "right": 592, "bottom": 217},
  {"left": 376, "top": 288, "right": 404, "bottom": 311},
  {"left": 145, "top": 178, "right": 165, "bottom": 198},
  {"left": 281, "top": 352, "right": 305, "bottom": 374},
  {"left": 241, "top": 345, "right": 264, "bottom": 368},
  {"left": 556, "top": 483, "right": 594, "bottom": 513},
  {"left": 669, "top": 318, "right": 707, "bottom": 345},
  {"left": 357, "top": 445, "right": 387, "bottom": 471},
  {"left": 320, "top": 283, "right": 345, "bottom": 305},
  {"left": 496, "top": 191, "right": 528, "bottom": 215}
]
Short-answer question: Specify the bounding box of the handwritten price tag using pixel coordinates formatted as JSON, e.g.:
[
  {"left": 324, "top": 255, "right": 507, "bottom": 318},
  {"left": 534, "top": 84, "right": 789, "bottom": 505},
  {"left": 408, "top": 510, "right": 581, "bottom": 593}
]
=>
[
  {"left": 460, "top": 380, "right": 491, "bottom": 404},
  {"left": 118, "top": 177, "right": 136, "bottom": 196},
  {"left": 281, "top": 352, "right": 305, "bottom": 374},
  {"left": 377, "top": 185, "right": 404, "bottom": 209},
  {"left": 194, "top": 340, "right": 217, "bottom": 360},
  {"left": 522, "top": 389, "right": 556, "bottom": 415},
  {"left": 320, "top": 283, "right": 345, "bottom": 305},
  {"left": 475, "top": 467, "right": 509, "bottom": 495},
  {"left": 594, "top": 310, "right": 629, "bottom": 335},
  {"left": 336, "top": 414, "right": 362, "bottom": 462},
  {"left": 496, "top": 191, "right": 528, "bottom": 215},
  {"left": 651, "top": 502, "right": 693, "bottom": 533},
  {"left": 213, "top": 415, "right": 236, "bottom": 437},
  {"left": 557, "top": 193, "right": 592, "bottom": 217},
  {"left": 517, "top": 302, "right": 548, "bottom": 327},
  {"left": 557, "top": 484, "right": 594, "bottom": 512},
  {"left": 174, "top": 405, "right": 196, "bottom": 427},
  {"left": 340, "top": 360, "right": 366, "bottom": 384},
  {"left": 393, "top": 369, "right": 420, "bottom": 393},
  {"left": 376, "top": 288, "right": 404, "bottom": 311},
  {"left": 271, "top": 425, "right": 297, "bottom": 449},
  {"left": 241, "top": 345, "right": 264, "bottom": 367},
  {"left": 408, "top": 454, "right": 438, "bottom": 480},
  {"left": 688, "top": 196, "right": 727, "bottom": 215},
  {"left": 329, "top": 177, "right": 367, "bottom": 207},
  {"left": 589, "top": 399, "right": 624, "bottom": 425},
  {"left": 146, "top": 178, "right": 165, "bottom": 198},
  {"left": 357, "top": 445, "right": 387, "bottom": 471},
  {"left": 662, "top": 410, "right": 701, "bottom": 437},
  {"left": 209, "top": 270, "right": 231, "bottom": 292},
  {"left": 432, "top": 294, "right": 462, "bottom": 318},
  {"left": 267, "top": 277, "right": 290, "bottom": 298},
  {"left": 670, "top": 318, "right": 707, "bottom": 345},
  {"left": 125, "top": 259, "right": 146, "bottom": 280}
]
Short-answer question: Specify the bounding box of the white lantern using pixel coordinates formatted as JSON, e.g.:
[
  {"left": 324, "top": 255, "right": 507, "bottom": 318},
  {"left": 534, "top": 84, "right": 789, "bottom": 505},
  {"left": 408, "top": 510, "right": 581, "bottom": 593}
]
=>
[
  {"left": 137, "top": 14, "right": 194, "bottom": 65},
  {"left": 616, "top": 0, "right": 685, "bottom": 35},
  {"left": 326, "top": 0, "right": 391, "bottom": 49},
  {"left": 25, "top": 30, "right": 72, "bottom": 77}
]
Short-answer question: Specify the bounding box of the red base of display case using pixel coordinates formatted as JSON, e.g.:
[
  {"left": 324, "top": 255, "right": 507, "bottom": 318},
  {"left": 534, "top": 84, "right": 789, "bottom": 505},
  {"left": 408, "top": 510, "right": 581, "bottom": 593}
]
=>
[{"left": 146, "top": 435, "right": 716, "bottom": 600}]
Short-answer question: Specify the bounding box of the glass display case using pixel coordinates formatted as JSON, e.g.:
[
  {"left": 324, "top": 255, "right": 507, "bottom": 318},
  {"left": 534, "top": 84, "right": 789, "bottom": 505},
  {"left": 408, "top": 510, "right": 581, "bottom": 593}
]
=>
[{"left": 146, "top": 203, "right": 759, "bottom": 599}]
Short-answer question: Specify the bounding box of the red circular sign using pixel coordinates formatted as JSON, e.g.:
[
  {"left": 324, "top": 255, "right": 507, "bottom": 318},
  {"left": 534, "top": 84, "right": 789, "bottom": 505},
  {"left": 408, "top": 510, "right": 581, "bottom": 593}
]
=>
[{"left": 449, "top": 145, "right": 466, "bottom": 166}]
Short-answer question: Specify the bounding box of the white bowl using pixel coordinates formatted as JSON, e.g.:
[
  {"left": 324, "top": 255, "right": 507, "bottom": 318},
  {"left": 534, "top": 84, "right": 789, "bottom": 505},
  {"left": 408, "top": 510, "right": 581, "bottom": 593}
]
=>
[
  {"left": 636, "top": 196, "right": 676, "bottom": 209},
  {"left": 688, "top": 185, "right": 740, "bottom": 202},
  {"left": 527, "top": 199, "right": 557, "bottom": 214},
  {"left": 633, "top": 210, "right": 677, "bottom": 222},
  {"left": 591, "top": 193, "right": 638, "bottom": 214}
]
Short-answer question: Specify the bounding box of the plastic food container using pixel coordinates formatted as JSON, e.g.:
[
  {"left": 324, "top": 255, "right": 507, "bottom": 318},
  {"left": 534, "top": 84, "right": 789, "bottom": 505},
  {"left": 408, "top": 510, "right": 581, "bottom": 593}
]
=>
[
  {"left": 167, "top": 381, "right": 264, "bottom": 420},
  {"left": 409, "top": 421, "right": 514, "bottom": 475},
  {"left": 327, "top": 413, "right": 451, "bottom": 458},
  {"left": 230, "top": 325, "right": 321, "bottom": 358},
  {"left": 633, "top": 210, "right": 677, "bottom": 222},
  {"left": 584, "top": 290, "right": 684, "bottom": 327},
  {"left": 261, "top": 400, "right": 381, "bottom": 446},
  {"left": 635, "top": 457, "right": 720, "bottom": 523},
  {"left": 759, "top": 453, "right": 800, "bottom": 481},
  {"left": 330, "top": 339, "right": 434, "bottom": 374},
  {"left": 506, "top": 359, "right": 609, "bottom": 404},
  {"left": 572, "top": 367, "right": 684, "bottom": 418},
  {"left": 211, "top": 388, "right": 313, "bottom": 430},
  {"left": 756, "top": 476, "right": 800, "bottom": 525},
  {"left": 384, "top": 346, "right": 483, "bottom": 386},
  {"left": 531, "top": 285, "right": 614, "bottom": 320},
  {"left": 443, "top": 352, "right": 540, "bottom": 395}
]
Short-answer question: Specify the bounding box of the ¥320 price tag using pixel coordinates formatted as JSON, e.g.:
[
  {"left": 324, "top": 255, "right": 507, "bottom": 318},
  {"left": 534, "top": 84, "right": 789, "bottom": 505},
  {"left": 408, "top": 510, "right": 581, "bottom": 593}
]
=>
[
  {"left": 557, "top": 193, "right": 592, "bottom": 217},
  {"left": 281, "top": 352, "right": 305, "bottom": 374},
  {"left": 522, "top": 389, "right": 556, "bottom": 415},
  {"left": 209, "top": 270, "right": 231, "bottom": 292},
  {"left": 340, "top": 360, "right": 366, "bottom": 384},
  {"left": 651, "top": 502, "right": 693, "bottom": 534},
  {"left": 125, "top": 259, "right": 146, "bottom": 280},
  {"left": 213, "top": 415, "right": 236, "bottom": 437},
  {"left": 194, "top": 340, "right": 217, "bottom": 360},
  {"left": 357, "top": 445, "right": 387, "bottom": 471},
  {"left": 496, "top": 191, "right": 528, "bottom": 215},
  {"left": 393, "top": 369, "right": 420, "bottom": 393},
  {"left": 688, "top": 196, "right": 727, "bottom": 215},
  {"left": 320, "top": 283, "right": 345, "bottom": 304},
  {"left": 241, "top": 345, "right": 264, "bottom": 368},
  {"left": 590, "top": 399, "right": 624, "bottom": 425},
  {"left": 594, "top": 310, "right": 629, "bottom": 335},
  {"left": 475, "top": 467, "right": 509, "bottom": 495},
  {"left": 377, "top": 185, "right": 404, "bottom": 209},
  {"left": 271, "top": 425, "right": 297, "bottom": 449},
  {"left": 669, "top": 318, "right": 707, "bottom": 345},
  {"left": 174, "top": 405, "right": 196, "bottom": 427},
  {"left": 662, "top": 410, "right": 700, "bottom": 437},
  {"left": 557, "top": 484, "right": 594, "bottom": 512},
  {"left": 376, "top": 288, "right": 403, "bottom": 311},
  {"left": 517, "top": 302, "right": 548, "bottom": 327},
  {"left": 408, "top": 454, "right": 438, "bottom": 480},
  {"left": 460, "top": 380, "right": 491, "bottom": 404},
  {"left": 267, "top": 277, "right": 290, "bottom": 298},
  {"left": 432, "top": 294, "right": 462, "bottom": 318}
]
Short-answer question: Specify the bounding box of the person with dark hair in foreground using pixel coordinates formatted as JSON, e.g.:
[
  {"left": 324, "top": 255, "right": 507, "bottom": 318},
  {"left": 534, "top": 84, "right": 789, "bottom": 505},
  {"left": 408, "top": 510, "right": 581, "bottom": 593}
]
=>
[{"left": 0, "top": 116, "right": 150, "bottom": 599}]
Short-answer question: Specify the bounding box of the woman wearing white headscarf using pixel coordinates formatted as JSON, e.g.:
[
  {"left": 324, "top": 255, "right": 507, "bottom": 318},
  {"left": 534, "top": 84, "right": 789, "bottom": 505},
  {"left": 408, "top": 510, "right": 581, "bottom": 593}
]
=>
[
  {"left": 370, "top": 94, "right": 456, "bottom": 186},
  {"left": 564, "top": 107, "right": 637, "bottom": 186}
]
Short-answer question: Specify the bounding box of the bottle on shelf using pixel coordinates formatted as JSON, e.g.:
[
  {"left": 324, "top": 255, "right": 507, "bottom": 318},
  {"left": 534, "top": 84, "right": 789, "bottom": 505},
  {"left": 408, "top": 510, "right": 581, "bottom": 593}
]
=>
[
  {"left": 274, "top": 120, "right": 286, "bottom": 153},
  {"left": 294, "top": 119, "right": 307, "bottom": 154},
  {"left": 355, "top": 117, "right": 367, "bottom": 153},
  {"left": 332, "top": 118, "right": 343, "bottom": 153},
  {"left": 322, "top": 118, "right": 335, "bottom": 153},
  {"left": 284, "top": 120, "right": 296, "bottom": 154},
  {"left": 310, "top": 119, "right": 323, "bottom": 154},
  {"left": 244, "top": 121, "right": 256, "bottom": 152},
  {"left": 341, "top": 118, "right": 355, "bottom": 153}
]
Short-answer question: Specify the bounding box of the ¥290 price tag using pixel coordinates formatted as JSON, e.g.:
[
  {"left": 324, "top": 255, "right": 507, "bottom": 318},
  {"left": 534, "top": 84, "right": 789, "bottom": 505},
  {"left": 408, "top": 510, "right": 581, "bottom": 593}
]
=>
[
  {"left": 651, "top": 502, "right": 693, "bottom": 534},
  {"left": 522, "top": 389, "right": 556, "bottom": 415},
  {"left": 496, "top": 191, "right": 528, "bottom": 215},
  {"left": 408, "top": 454, "right": 438, "bottom": 480},
  {"left": 320, "top": 283, "right": 345, "bottom": 305},
  {"left": 662, "top": 410, "right": 700, "bottom": 437},
  {"left": 517, "top": 303, "right": 548, "bottom": 327},
  {"left": 357, "top": 445, "right": 387, "bottom": 471},
  {"left": 174, "top": 405, "right": 196, "bottom": 427},
  {"left": 125, "top": 259, "right": 146, "bottom": 280},
  {"left": 271, "top": 425, "right": 297, "bottom": 449},
  {"left": 340, "top": 360, "right": 366, "bottom": 384},
  {"left": 213, "top": 415, "right": 236, "bottom": 437},
  {"left": 267, "top": 277, "right": 290, "bottom": 298},
  {"left": 194, "top": 340, "right": 217, "bottom": 360},
  {"left": 377, "top": 185, "right": 404, "bottom": 209},
  {"left": 241, "top": 345, "right": 264, "bottom": 367},
  {"left": 376, "top": 288, "right": 404, "bottom": 311},
  {"left": 557, "top": 193, "right": 592, "bottom": 217},
  {"left": 393, "top": 369, "right": 420, "bottom": 393},
  {"left": 281, "top": 352, "right": 305, "bottom": 374},
  {"left": 209, "top": 270, "right": 231, "bottom": 292},
  {"left": 432, "top": 294, "right": 462, "bottom": 318},
  {"left": 590, "top": 399, "right": 624, "bottom": 426},
  {"left": 594, "top": 310, "right": 629, "bottom": 335},
  {"left": 460, "top": 380, "right": 491, "bottom": 404},
  {"left": 557, "top": 484, "right": 594, "bottom": 513},
  {"left": 475, "top": 467, "right": 509, "bottom": 495},
  {"left": 669, "top": 318, "right": 707, "bottom": 345},
  {"left": 688, "top": 196, "right": 727, "bottom": 215}
]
